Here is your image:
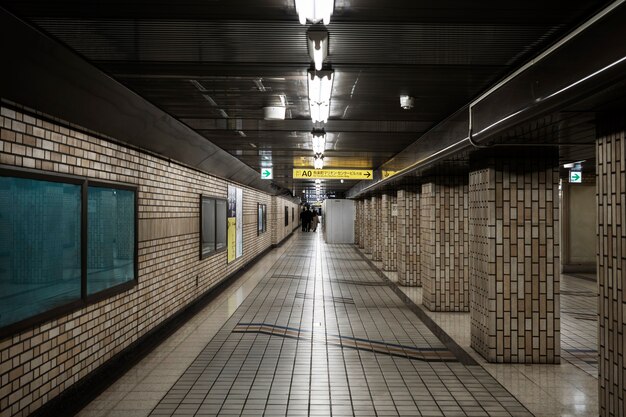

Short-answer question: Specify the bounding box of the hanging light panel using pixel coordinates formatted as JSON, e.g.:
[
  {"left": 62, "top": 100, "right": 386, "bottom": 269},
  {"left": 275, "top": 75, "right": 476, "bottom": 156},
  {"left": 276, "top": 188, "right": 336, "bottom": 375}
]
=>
[
  {"left": 307, "top": 28, "right": 329, "bottom": 71},
  {"left": 312, "top": 131, "right": 326, "bottom": 154},
  {"left": 308, "top": 70, "right": 333, "bottom": 123},
  {"left": 295, "top": 0, "right": 334, "bottom": 25},
  {"left": 313, "top": 154, "right": 324, "bottom": 169}
]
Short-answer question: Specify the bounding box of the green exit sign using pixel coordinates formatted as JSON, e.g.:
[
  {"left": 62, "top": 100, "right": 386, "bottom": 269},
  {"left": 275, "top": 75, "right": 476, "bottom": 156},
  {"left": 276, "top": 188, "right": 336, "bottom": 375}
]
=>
[
  {"left": 569, "top": 170, "right": 582, "bottom": 183},
  {"left": 261, "top": 168, "right": 273, "bottom": 180}
]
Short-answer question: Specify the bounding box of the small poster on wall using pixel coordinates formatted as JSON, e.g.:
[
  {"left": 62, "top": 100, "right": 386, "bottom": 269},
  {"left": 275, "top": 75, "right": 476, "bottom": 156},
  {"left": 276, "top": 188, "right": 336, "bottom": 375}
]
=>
[
  {"left": 236, "top": 187, "right": 243, "bottom": 258},
  {"left": 227, "top": 185, "right": 243, "bottom": 263}
]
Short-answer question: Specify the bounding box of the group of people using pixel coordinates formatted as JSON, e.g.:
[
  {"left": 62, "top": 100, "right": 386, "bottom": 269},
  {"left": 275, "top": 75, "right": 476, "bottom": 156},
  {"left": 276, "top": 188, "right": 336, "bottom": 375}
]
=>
[{"left": 300, "top": 207, "right": 320, "bottom": 232}]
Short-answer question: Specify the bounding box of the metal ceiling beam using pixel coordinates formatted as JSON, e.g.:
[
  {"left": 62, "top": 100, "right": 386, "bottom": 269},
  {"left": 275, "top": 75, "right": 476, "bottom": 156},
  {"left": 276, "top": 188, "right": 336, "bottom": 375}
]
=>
[
  {"left": 0, "top": 8, "right": 296, "bottom": 198},
  {"left": 347, "top": 0, "right": 626, "bottom": 198},
  {"left": 180, "top": 118, "right": 431, "bottom": 133}
]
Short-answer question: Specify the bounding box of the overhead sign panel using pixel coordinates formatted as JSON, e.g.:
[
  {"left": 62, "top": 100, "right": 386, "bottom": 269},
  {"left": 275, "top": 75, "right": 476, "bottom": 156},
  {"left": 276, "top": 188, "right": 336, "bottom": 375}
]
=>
[
  {"left": 293, "top": 169, "right": 373, "bottom": 180},
  {"left": 382, "top": 170, "right": 397, "bottom": 179}
]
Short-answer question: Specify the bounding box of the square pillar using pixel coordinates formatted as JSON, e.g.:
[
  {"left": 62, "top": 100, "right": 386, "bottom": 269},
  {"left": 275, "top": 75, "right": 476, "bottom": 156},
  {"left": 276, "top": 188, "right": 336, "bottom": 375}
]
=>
[
  {"left": 358, "top": 200, "right": 366, "bottom": 249},
  {"left": 469, "top": 153, "right": 560, "bottom": 364},
  {"left": 354, "top": 200, "right": 361, "bottom": 247},
  {"left": 382, "top": 193, "right": 398, "bottom": 271},
  {"left": 597, "top": 125, "right": 625, "bottom": 417},
  {"left": 397, "top": 189, "right": 421, "bottom": 286},
  {"left": 363, "top": 199, "right": 372, "bottom": 253},
  {"left": 421, "top": 177, "right": 469, "bottom": 311},
  {"left": 372, "top": 196, "right": 383, "bottom": 261}
]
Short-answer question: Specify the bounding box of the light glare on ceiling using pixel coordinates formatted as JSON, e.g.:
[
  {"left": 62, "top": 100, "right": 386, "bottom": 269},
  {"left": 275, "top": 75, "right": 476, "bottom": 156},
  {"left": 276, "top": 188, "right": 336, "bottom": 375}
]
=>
[
  {"left": 295, "top": 0, "right": 334, "bottom": 25},
  {"left": 312, "top": 131, "right": 326, "bottom": 154},
  {"left": 314, "top": 155, "right": 324, "bottom": 169}
]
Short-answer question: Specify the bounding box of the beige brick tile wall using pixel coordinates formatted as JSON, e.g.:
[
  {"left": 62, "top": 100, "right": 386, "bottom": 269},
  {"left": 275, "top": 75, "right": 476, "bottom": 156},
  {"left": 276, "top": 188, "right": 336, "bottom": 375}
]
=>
[
  {"left": 0, "top": 106, "right": 297, "bottom": 416},
  {"left": 469, "top": 156, "right": 560, "bottom": 363},
  {"left": 597, "top": 128, "right": 625, "bottom": 417},
  {"left": 397, "top": 189, "right": 420, "bottom": 286},
  {"left": 421, "top": 178, "right": 469, "bottom": 312},
  {"left": 372, "top": 196, "right": 383, "bottom": 262},
  {"left": 381, "top": 193, "right": 398, "bottom": 271},
  {"left": 363, "top": 199, "right": 372, "bottom": 254}
]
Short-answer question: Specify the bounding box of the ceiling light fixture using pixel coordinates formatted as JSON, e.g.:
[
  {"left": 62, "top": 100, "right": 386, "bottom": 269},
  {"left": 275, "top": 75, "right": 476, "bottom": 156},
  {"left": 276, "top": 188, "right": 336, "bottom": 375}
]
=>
[
  {"left": 312, "top": 130, "right": 326, "bottom": 154},
  {"left": 400, "top": 95, "right": 415, "bottom": 110},
  {"left": 314, "top": 154, "right": 324, "bottom": 169},
  {"left": 315, "top": 179, "right": 321, "bottom": 184},
  {"left": 295, "top": 0, "right": 334, "bottom": 25},
  {"left": 307, "top": 28, "right": 329, "bottom": 71},
  {"left": 308, "top": 70, "right": 334, "bottom": 123}
]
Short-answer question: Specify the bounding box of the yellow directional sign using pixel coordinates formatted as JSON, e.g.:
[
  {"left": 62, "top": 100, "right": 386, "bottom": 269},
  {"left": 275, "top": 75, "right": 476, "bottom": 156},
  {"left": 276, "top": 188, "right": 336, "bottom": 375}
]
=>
[
  {"left": 293, "top": 169, "right": 373, "bottom": 180},
  {"left": 382, "top": 170, "right": 397, "bottom": 179}
]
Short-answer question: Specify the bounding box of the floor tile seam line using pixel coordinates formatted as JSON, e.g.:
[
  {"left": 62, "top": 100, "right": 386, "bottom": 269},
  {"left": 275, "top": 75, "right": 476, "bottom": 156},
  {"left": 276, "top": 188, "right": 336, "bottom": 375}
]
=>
[
  {"left": 353, "top": 245, "right": 479, "bottom": 367},
  {"left": 350, "top": 283, "right": 424, "bottom": 417},
  {"left": 213, "top": 331, "right": 273, "bottom": 417},
  {"left": 324, "top": 249, "right": 383, "bottom": 415},
  {"left": 323, "top": 251, "right": 358, "bottom": 417},
  {"left": 318, "top": 237, "right": 335, "bottom": 417},
  {"left": 225, "top": 269, "right": 303, "bottom": 417},
  {"left": 147, "top": 237, "right": 301, "bottom": 416},
  {"left": 352, "top": 248, "right": 536, "bottom": 416},
  {"left": 234, "top": 322, "right": 452, "bottom": 354},
  {"left": 282, "top": 259, "right": 310, "bottom": 417}
]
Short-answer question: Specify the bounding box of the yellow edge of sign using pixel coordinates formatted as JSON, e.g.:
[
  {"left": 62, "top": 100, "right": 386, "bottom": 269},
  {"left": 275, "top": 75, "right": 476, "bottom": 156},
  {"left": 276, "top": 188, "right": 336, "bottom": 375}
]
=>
[{"left": 293, "top": 169, "right": 373, "bottom": 180}]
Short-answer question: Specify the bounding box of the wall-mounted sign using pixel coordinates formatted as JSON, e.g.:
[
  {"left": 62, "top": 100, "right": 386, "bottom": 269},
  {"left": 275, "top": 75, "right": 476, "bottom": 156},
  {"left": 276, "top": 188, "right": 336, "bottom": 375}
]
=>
[
  {"left": 261, "top": 168, "right": 273, "bottom": 179},
  {"left": 293, "top": 169, "right": 373, "bottom": 180},
  {"left": 569, "top": 170, "right": 582, "bottom": 183},
  {"left": 382, "top": 170, "right": 397, "bottom": 179},
  {"left": 227, "top": 185, "right": 243, "bottom": 263}
]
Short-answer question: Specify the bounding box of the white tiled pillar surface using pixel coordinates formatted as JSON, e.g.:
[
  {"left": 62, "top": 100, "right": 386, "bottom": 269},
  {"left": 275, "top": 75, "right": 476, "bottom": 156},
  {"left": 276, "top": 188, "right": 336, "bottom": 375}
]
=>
[
  {"left": 597, "top": 126, "right": 625, "bottom": 417},
  {"left": 371, "top": 196, "right": 383, "bottom": 261},
  {"left": 381, "top": 193, "right": 397, "bottom": 271},
  {"left": 421, "top": 178, "right": 469, "bottom": 312},
  {"left": 397, "top": 189, "right": 421, "bottom": 286},
  {"left": 468, "top": 155, "right": 561, "bottom": 364}
]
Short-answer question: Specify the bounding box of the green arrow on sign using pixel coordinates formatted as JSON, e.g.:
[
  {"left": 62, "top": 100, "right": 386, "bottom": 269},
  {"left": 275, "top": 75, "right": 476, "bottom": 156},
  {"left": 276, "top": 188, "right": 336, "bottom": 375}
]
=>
[
  {"left": 261, "top": 169, "right": 272, "bottom": 179},
  {"left": 571, "top": 172, "right": 581, "bottom": 182}
]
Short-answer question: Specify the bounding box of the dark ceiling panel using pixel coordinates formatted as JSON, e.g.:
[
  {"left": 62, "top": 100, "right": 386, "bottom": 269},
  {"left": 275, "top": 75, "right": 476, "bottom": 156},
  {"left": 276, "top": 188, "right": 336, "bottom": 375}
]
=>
[{"left": 1, "top": 0, "right": 611, "bottom": 198}]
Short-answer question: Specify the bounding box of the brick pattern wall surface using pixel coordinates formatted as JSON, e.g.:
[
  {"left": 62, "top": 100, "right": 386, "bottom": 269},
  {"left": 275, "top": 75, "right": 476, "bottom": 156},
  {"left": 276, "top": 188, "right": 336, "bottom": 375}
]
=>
[
  {"left": 372, "top": 196, "right": 383, "bottom": 261},
  {"left": 421, "top": 179, "right": 469, "bottom": 312},
  {"left": 397, "top": 189, "right": 421, "bottom": 286},
  {"left": 469, "top": 157, "right": 560, "bottom": 364},
  {"left": 354, "top": 197, "right": 362, "bottom": 246},
  {"left": 357, "top": 200, "right": 366, "bottom": 249},
  {"left": 363, "top": 199, "right": 372, "bottom": 254},
  {"left": 0, "top": 106, "right": 298, "bottom": 417},
  {"left": 597, "top": 129, "right": 625, "bottom": 417},
  {"left": 381, "top": 194, "right": 398, "bottom": 271}
]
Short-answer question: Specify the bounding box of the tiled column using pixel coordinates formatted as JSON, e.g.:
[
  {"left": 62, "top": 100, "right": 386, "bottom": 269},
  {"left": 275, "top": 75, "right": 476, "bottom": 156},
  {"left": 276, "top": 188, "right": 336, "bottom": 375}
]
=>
[
  {"left": 372, "top": 196, "right": 383, "bottom": 261},
  {"left": 354, "top": 200, "right": 361, "bottom": 247},
  {"left": 358, "top": 200, "right": 366, "bottom": 250},
  {"left": 469, "top": 153, "right": 560, "bottom": 364},
  {"left": 597, "top": 126, "right": 625, "bottom": 417},
  {"left": 381, "top": 193, "right": 398, "bottom": 271},
  {"left": 270, "top": 196, "right": 278, "bottom": 245},
  {"left": 397, "top": 189, "right": 421, "bottom": 286},
  {"left": 421, "top": 177, "right": 469, "bottom": 312},
  {"left": 363, "top": 199, "right": 371, "bottom": 254}
]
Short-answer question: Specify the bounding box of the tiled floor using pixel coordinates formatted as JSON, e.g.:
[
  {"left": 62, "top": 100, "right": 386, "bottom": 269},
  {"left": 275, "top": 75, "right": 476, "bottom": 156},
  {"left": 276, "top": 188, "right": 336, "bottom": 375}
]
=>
[
  {"left": 76, "top": 232, "right": 599, "bottom": 417},
  {"left": 373, "top": 264, "right": 598, "bottom": 417}
]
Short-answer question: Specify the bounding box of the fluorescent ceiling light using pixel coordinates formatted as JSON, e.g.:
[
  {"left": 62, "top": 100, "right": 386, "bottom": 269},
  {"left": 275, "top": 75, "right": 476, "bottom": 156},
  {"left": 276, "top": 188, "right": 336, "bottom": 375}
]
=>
[
  {"left": 295, "top": 0, "right": 334, "bottom": 25},
  {"left": 308, "top": 70, "right": 333, "bottom": 123},
  {"left": 312, "top": 131, "right": 326, "bottom": 154},
  {"left": 315, "top": 179, "right": 321, "bottom": 184},
  {"left": 314, "top": 155, "right": 324, "bottom": 169},
  {"left": 308, "top": 28, "right": 328, "bottom": 71}
]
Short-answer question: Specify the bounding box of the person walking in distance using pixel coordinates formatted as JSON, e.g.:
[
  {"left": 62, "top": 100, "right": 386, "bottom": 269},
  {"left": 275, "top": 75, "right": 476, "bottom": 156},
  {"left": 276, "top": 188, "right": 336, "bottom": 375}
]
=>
[
  {"left": 300, "top": 207, "right": 307, "bottom": 232},
  {"left": 311, "top": 210, "right": 319, "bottom": 232},
  {"left": 304, "top": 207, "right": 312, "bottom": 232}
]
